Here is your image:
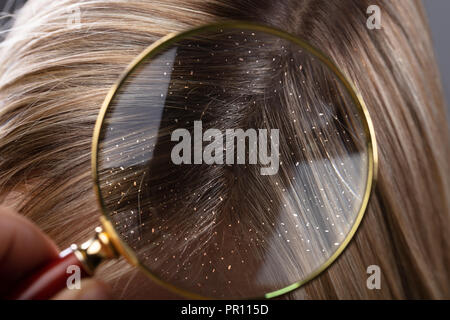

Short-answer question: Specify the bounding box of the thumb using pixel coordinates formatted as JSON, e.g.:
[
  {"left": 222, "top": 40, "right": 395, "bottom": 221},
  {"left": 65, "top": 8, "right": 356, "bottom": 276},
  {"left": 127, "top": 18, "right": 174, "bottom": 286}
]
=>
[{"left": 0, "top": 206, "right": 59, "bottom": 296}]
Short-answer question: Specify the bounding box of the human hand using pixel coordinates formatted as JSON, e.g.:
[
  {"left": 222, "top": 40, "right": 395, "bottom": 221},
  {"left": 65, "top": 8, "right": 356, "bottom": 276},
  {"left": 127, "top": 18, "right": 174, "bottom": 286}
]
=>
[{"left": 0, "top": 206, "right": 111, "bottom": 300}]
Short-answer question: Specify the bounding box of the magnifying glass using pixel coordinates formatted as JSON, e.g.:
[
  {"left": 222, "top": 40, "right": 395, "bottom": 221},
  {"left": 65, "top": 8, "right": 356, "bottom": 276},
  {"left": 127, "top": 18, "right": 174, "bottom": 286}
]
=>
[{"left": 9, "top": 22, "right": 377, "bottom": 300}]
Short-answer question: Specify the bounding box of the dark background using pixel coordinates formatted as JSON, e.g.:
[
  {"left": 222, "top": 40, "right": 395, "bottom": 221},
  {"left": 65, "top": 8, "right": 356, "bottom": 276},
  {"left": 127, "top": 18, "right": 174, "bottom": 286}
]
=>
[{"left": 0, "top": 0, "right": 449, "bottom": 118}]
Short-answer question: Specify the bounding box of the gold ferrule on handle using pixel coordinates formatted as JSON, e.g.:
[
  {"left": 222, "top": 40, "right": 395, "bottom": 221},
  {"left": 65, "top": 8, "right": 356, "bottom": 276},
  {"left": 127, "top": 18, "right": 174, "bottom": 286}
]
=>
[{"left": 74, "top": 226, "right": 119, "bottom": 275}]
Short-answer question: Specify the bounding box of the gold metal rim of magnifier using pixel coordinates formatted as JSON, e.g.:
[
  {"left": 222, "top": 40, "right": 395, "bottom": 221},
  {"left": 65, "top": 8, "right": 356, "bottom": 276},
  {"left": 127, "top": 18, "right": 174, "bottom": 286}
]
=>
[{"left": 90, "top": 21, "right": 379, "bottom": 300}]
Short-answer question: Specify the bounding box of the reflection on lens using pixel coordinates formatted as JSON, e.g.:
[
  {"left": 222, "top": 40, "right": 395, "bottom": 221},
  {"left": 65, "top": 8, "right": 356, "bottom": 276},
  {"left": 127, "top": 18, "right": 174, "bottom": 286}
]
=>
[{"left": 94, "top": 24, "right": 373, "bottom": 298}]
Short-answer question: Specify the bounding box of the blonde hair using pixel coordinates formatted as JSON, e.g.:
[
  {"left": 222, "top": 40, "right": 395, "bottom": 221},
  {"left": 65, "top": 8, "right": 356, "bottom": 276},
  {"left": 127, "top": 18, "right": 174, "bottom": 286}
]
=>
[{"left": 0, "top": 0, "right": 449, "bottom": 299}]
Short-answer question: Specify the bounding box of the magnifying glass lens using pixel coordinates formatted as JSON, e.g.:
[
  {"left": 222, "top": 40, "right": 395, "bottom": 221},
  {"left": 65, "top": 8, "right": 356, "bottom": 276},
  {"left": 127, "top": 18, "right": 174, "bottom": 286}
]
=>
[{"left": 95, "top": 25, "right": 371, "bottom": 298}]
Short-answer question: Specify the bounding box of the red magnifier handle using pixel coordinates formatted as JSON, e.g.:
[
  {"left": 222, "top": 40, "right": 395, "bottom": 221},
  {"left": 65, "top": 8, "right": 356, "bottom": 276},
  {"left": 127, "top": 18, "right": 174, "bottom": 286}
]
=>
[
  {"left": 7, "top": 226, "right": 117, "bottom": 300},
  {"left": 7, "top": 248, "right": 91, "bottom": 300}
]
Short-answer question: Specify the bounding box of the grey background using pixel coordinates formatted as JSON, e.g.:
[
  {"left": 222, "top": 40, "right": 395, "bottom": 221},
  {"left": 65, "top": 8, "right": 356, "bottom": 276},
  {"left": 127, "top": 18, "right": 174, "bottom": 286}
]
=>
[
  {"left": 423, "top": 0, "right": 450, "bottom": 117},
  {"left": 0, "top": 0, "right": 449, "bottom": 116}
]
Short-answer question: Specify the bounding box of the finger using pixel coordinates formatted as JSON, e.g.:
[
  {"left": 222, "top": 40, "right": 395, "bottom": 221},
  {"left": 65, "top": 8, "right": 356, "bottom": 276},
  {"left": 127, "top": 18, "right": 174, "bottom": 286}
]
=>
[
  {"left": 52, "top": 279, "right": 112, "bottom": 300},
  {"left": 0, "top": 206, "right": 59, "bottom": 296}
]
